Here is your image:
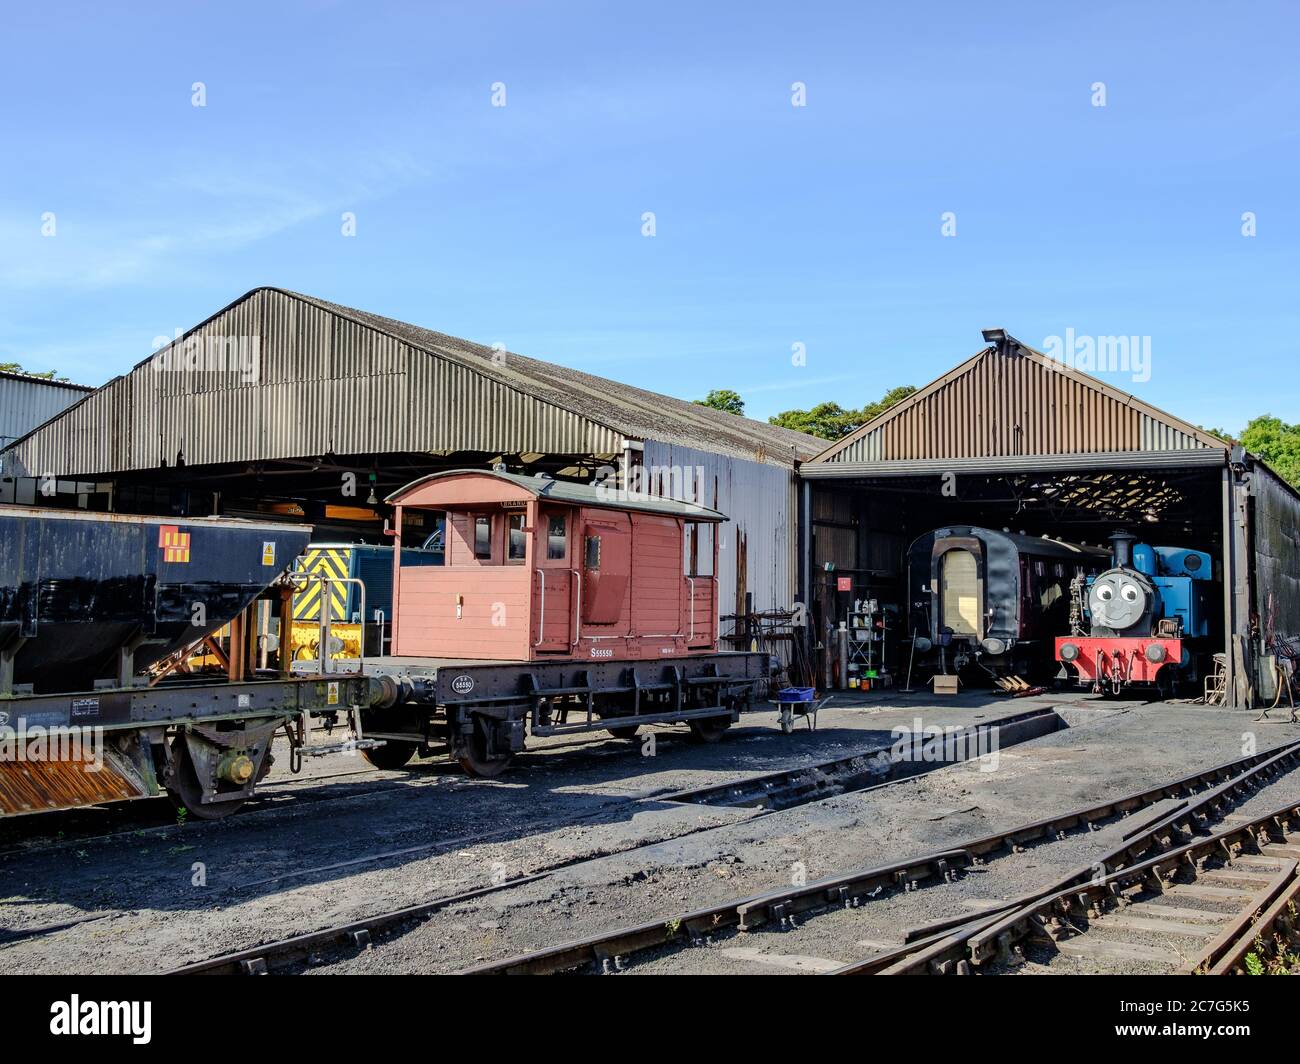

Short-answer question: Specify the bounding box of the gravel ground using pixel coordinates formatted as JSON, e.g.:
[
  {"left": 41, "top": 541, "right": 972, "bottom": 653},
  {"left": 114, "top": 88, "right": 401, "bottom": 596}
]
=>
[{"left": 1, "top": 689, "right": 1295, "bottom": 975}]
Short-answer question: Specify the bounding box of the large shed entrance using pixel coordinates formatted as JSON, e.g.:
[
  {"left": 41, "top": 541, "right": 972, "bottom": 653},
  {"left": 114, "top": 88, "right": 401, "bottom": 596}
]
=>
[
  {"left": 801, "top": 455, "right": 1233, "bottom": 695},
  {"left": 797, "top": 334, "right": 1263, "bottom": 706}
]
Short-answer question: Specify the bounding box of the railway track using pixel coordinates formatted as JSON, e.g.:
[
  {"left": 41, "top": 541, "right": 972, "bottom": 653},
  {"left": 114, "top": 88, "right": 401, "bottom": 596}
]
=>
[
  {"left": 0, "top": 763, "right": 429, "bottom": 860},
  {"left": 864, "top": 796, "right": 1300, "bottom": 975},
  {"left": 170, "top": 737, "right": 1300, "bottom": 975}
]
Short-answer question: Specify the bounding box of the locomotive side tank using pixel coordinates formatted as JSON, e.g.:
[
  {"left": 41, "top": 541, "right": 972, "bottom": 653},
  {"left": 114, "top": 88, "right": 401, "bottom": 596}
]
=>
[
  {"left": 1055, "top": 530, "right": 1214, "bottom": 693},
  {"left": 907, "top": 526, "right": 1109, "bottom": 682}
]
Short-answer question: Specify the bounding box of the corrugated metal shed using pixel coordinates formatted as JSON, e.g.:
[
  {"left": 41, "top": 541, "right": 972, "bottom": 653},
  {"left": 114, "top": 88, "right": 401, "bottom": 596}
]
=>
[
  {"left": 2, "top": 288, "right": 822, "bottom": 479},
  {"left": 1251, "top": 461, "right": 1300, "bottom": 649},
  {"left": 808, "top": 339, "right": 1228, "bottom": 470},
  {"left": 642, "top": 440, "right": 798, "bottom": 615},
  {"left": 0, "top": 371, "right": 93, "bottom": 452}
]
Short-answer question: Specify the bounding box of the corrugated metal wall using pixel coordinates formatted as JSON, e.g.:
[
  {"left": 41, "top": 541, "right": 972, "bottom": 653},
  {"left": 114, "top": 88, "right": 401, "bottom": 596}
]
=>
[
  {"left": 641, "top": 440, "right": 797, "bottom": 617},
  {"left": 0, "top": 377, "right": 90, "bottom": 453},
  {"left": 1253, "top": 463, "right": 1300, "bottom": 644},
  {"left": 4, "top": 290, "right": 626, "bottom": 477},
  {"left": 1140, "top": 415, "right": 1207, "bottom": 452},
  {"left": 824, "top": 350, "right": 1212, "bottom": 464}
]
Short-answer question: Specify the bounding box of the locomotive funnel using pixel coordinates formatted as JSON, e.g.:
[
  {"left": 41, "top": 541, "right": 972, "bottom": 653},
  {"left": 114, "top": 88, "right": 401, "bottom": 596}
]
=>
[{"left": 1109, "top": 529, "right": 1138, "bottom": 568}]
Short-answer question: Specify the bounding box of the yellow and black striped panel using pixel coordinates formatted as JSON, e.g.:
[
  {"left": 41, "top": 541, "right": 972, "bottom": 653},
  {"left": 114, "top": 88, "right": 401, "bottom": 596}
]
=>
[{"left": 293, "top": 548, "right": 351, "bottom": 621}]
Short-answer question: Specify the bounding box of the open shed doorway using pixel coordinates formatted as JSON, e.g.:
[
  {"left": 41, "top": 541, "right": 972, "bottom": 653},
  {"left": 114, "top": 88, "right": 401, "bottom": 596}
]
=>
[{"left": 805, "top": 462, "right": 1228, "bottom": 700}]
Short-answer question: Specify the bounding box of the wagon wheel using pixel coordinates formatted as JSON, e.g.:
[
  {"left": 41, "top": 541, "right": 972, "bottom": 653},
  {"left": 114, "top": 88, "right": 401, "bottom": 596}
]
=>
[
  {"left": 457, "top": 721, "right": 515, "bottom": 778},
  {"left": 686, "top": 715, "right": 731, "bottom": 744},
  {"left": 361, "top": 739, "right": 417, "bottom": 770},
  {"left": 605, "top": 724, "right": 640, "bottom": 740},
  {"left": 165, "top": 737, "right": 247, "bottom": 821}
]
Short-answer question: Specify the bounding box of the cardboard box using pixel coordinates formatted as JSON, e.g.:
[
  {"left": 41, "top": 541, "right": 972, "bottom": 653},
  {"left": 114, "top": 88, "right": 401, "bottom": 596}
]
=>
[{"left": 932, "top": 674, "right": 960, "bottom": 695}]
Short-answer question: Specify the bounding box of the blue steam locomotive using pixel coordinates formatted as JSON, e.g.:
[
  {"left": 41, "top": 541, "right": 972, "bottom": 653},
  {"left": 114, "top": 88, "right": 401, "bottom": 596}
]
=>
[{"left": 1055, "top": 530, "right": 1214, "bottom": 694}]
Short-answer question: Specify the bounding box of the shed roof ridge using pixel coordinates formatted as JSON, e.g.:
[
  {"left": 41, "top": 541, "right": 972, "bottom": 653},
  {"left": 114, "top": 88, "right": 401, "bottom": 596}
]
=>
[
  {"left": 809, "top": 336, "right": 1229, "bottom": 464},
  {"left": 270, "top": 287, "right": 823, "bottom": 462},
  {"left": 0, "top": 369, "right": 93, "bottom": 391}
]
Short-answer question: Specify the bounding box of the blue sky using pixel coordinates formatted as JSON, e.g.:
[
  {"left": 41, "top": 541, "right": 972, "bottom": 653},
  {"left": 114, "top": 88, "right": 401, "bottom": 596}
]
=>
[{"left": 1, "top": 0, "right": 1297, "bottom": 433}]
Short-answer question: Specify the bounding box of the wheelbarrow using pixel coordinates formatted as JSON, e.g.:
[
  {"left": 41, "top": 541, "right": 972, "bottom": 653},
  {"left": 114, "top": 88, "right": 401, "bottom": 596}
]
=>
[{"left": 773, "top": 687, "right": 833, "bottom": 733}]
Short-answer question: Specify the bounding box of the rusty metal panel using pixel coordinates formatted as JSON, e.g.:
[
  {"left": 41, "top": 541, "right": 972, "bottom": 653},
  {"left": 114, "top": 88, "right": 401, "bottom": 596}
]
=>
[{"left": 0, "top": 749, "right": 151, "bottom": 816}]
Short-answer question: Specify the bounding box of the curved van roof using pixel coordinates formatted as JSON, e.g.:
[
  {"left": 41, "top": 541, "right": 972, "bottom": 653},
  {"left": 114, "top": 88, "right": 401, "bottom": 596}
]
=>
[{"left": 388, "top": 469, "right": 727, "bottom": 522}]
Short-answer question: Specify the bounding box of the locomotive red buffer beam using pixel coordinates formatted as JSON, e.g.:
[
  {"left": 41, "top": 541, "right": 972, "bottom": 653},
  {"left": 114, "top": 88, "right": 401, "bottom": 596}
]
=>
[{"left": 1055, "top": 636, "right": 1182, "bottom": 685}]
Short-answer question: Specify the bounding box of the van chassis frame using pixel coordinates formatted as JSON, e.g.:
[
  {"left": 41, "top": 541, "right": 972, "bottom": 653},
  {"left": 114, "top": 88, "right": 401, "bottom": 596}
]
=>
[{"left": 356, "top": 653, "right": 771, "bottom": 772}]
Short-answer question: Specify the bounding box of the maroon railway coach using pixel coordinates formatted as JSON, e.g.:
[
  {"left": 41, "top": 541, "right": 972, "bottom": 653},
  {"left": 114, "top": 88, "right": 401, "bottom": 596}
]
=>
[{"left": 333, "top": 470, "right": 771, "bottom": 776}]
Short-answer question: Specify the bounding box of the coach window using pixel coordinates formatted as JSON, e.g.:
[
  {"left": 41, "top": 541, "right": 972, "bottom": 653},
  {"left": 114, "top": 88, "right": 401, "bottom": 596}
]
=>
[
  {"left": 474, "top": 515, "right": 492, "bottom": 560},
  {"left": 585, "top": 533, "right": 601, "bottom": 569},
  {"left": 507, "top": 513, "right": 527, "bottom": 562},
  {"left": 402, "top": 512, "right": 446, "bottom": 566},
  {"left": 546, "top": 514, "right": 567, "bottom": 560},
  {"left": 684, "top": 520, "right": 714, "bottom": 576}
]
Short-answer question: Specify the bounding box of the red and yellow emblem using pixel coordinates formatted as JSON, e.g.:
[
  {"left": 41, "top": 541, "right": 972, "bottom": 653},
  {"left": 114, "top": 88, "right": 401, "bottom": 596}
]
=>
[{"left": 159, "top": 524, "right": 191, "bottom": 563}]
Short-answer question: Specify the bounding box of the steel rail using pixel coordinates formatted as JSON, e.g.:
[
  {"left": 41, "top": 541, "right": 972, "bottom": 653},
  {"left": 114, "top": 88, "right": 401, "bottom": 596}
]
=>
[
  {"left": 1201, "top": 867, "right": 1300, "bottom": 975},
  {"left": 464, "top": 738, "right": 1300, "bottom": 975},
  {"left": 1186, "top": 862, "right": 1299, "bottom": 974},
  {"left": 169, "top": 737, "right": 1300, "bottom": 977},
  {"left": 878, "top": 794, "right": 1300, "bottom": 975}
]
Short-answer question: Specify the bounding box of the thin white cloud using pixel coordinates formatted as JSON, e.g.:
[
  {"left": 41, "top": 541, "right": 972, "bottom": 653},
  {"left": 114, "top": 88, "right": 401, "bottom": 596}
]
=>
[{"left": 0, "top": 149, "right": 430, "bottom": 291}]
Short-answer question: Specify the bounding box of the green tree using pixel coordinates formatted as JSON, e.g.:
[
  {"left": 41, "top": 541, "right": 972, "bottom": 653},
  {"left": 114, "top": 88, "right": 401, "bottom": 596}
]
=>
[
  {"left": 0, "top": 362, "right": 63, "bottom": 380},
  {"left": 768, "top": 385, "right": 917, "bottom": 440},
  {"left": 1240, "top": 415, "right": 1300, "bottom": 488},
  {"left": 693, "top": 388, "right": 745, "bottom": 416},
  {"left": 1201, "top": 426, "right": 1237, "bottom": 444}
]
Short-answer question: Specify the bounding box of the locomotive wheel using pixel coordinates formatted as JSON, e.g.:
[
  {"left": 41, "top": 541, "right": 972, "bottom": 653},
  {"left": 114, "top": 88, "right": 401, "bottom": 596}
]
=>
[
  {"left": 606, "top": 724, "right": 640, "bottom": 740},
  {"left": 361, "top": 740, "right": 417, "bottom": 770},
  {"left": 165, "top": 738, "right": 247, "bottom": 821},
  {"left": 686, "top": 715, "right": 731, "bottom": 744}
]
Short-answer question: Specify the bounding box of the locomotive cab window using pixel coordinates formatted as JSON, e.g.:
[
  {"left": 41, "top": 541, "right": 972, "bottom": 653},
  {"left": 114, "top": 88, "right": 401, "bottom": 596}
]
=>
[
  {"left": 473, "top": 515, "right": 492, "bottom": 560},
  {"left": 506, "top": 513, "right": 527, "bottom": 562},
  {"left": 585, "top": 533, "right": 601, "bottom": 570},
  {"left": 546, "top": 514, "right": 567, "bottom": 560}
]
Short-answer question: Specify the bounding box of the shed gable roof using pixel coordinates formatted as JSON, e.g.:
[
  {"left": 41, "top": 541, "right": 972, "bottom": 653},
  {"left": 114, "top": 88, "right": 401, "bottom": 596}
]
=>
[
  {"left": 284, "top": 290, "right": 823, "bottom": 464},
  {"left": 809, "top": 338, "right": 1228, "bottom": 466},
  {"left": 1, "top": 288, "right": 821, "bottom": 477}
]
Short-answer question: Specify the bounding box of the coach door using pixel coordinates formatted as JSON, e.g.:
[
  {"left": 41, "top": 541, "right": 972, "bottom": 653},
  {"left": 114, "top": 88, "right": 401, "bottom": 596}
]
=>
[
  {"left": 580, "top": 512, "right": 631, "bottom": 640},
  {"left": 939, "top": 547, "right": 983, "bottom": 639},
  {"left": 532, "top": 507, "right": 573, "bottom": 651}
]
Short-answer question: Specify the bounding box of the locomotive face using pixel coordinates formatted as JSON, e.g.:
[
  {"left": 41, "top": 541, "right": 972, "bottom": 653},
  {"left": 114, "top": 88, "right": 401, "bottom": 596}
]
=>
[{"left": 1088, "top": 569, "right": 1147, "bottom": 632}]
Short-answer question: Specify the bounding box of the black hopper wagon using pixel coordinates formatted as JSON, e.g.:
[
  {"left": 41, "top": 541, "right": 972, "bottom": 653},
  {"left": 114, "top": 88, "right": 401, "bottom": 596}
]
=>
[{"left": 0, "top": 506, "right": 388, "bottom": 820}]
